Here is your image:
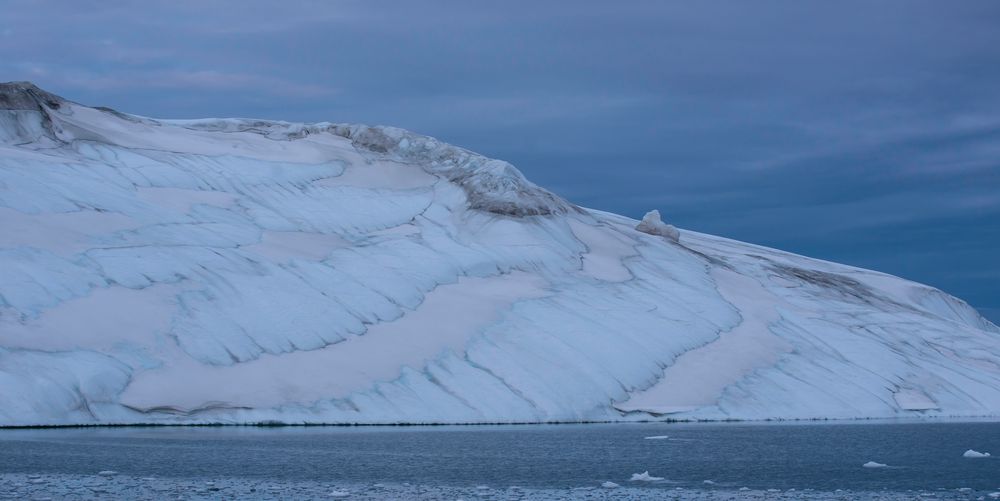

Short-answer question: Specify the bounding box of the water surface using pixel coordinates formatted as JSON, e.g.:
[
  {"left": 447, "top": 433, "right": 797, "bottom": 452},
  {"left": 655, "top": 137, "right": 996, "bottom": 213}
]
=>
[{"left": 1, "top": 421, "right": 998, "bottom": 498}]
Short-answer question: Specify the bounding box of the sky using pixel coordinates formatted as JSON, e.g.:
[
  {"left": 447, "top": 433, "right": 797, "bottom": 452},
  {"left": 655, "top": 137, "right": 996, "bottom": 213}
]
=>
[{"left": 2, "top": 0, "right": 998, "bottom": 322}]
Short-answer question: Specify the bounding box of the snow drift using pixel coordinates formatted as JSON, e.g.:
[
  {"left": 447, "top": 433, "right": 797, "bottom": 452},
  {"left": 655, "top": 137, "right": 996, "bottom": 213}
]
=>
[{"left": 2, "top": 81, "right": 1000, "bottom": 426}]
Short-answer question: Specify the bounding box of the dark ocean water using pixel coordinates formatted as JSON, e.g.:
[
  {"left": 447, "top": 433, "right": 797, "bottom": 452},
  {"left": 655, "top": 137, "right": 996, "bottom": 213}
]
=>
[{"left": 0, "top": 421, "right": 998, "bottom": 495}]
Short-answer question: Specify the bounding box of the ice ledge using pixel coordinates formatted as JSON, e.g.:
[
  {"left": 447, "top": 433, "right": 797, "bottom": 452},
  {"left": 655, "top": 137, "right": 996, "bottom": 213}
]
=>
[{"left": 635, "top": 210, "right": 679, "bottom": 242}]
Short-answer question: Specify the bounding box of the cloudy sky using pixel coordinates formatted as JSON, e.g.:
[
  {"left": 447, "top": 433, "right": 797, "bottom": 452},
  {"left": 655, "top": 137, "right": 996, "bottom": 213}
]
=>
[{"left": 2, "top": 0, "right": 998, "bottom": 321}]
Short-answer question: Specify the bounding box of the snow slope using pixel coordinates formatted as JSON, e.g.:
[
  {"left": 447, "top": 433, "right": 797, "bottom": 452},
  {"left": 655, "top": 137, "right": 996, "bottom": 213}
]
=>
[{"left": 1, "top": 81, "right": 999, "bottom": 426}]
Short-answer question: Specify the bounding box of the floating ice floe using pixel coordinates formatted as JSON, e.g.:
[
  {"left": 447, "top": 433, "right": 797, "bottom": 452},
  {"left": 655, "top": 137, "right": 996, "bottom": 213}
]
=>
[
  {"left": 963, "top": 449, "right": 991, "bottom": 458},
  {"left": 629, "top": 471, "right": 664, "bottom": 482},
  {"left": 601, "top": 481, "right": 619, "bottom": 488},
  {"left": 862, "top": 461, "right": 889, "bottom": 468},
  {"left": 644, "top": 435, "right": 670, "bottom": 440},
  {"left": 97, "top": 471, "right": 117, "bottom": 477},
  {"left": 328, "top": 490, "right": 349, "bottom": 498}
]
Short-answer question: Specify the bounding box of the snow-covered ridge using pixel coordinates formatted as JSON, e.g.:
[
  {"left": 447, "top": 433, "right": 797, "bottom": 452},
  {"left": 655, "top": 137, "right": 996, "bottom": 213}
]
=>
[
  {"left": 0, "top": 81, "right": 576, "bottom": 218},
  {"left": 1, "top": 82, "right": 999, "bottom": 426}
]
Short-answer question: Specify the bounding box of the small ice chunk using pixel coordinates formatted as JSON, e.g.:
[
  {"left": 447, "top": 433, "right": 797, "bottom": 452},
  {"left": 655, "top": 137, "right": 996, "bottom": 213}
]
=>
[
  {"left": 739, "top": 487, "right": 751, "bottom": 491},
  {"left": 703, "top": 480, "right": 716, "bottom": 485},
  {"left": 862, "top": 461, "right": 888, "bottom": 468},
  {"left": 328, "top": 490, "right": 350, "bottom": 498},
  {"left": 989, "top": 492, "right": 1000, "bottom": 499},
  {"left": 629, "top": 471, "right": 664, "bottom": 482},
  {"left": 97, "top": 470, "right": 117, "bottom": 476},
  {"left": 601, "top": 481, "right": 620, "bottom": 488},
  {"left": 644, "top": 435, "right": 670, "bottom": 440},
  {"left": 635, "top": 210, "right": 680, "bottom": 242},
  {"left": 963, "top": 449, "right": 991, "bottom": 458}
]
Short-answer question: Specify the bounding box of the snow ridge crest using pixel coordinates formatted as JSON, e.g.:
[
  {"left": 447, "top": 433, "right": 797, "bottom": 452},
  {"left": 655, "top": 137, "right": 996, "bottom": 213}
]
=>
[
  {"left": 329, "top": 124, "right": 579, "bottom": 217},
  {"left": 0, "top": 81, "right": 66, "bottom": 111},
  {"left": 0, "top": 81, "right": 577, "bottom": 218}
]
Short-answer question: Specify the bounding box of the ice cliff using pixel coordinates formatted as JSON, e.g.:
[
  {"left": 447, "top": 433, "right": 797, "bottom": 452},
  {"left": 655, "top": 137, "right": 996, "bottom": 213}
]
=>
[{"left": 2, "top": 81, "right": 999, "bottom": 426}]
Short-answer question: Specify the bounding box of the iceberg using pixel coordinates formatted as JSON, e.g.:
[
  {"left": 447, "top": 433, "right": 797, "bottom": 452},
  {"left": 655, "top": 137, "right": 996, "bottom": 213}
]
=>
[
  {"left": 962, "top": 449, "right": 991, "bottom": 458},
  {"left": 629, "top": 471, "right": 665, "bottom": 482},
  {"left": 2, "top": 81, "right": 1000, "bottom": 426}
]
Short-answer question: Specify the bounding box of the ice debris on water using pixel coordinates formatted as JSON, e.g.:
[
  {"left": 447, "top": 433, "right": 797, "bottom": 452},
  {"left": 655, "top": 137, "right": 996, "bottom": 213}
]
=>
[
  {"left": 963, "top": 449, "right": 991, "bottom": 458},
  {"left": 863, "top": 461, "right": 889, "bottom": 468},
  {"left": 629, "top": 471, "right": 664, "bottom": 481},
  {"left": 601, "top": 481, "right": 619, "bottom": 488},
  {"left": 644, "top": 435, "right": 670, "bottom": 440},
  {"left": 3, "top": 471, "right": 999, "bottom": 500}
]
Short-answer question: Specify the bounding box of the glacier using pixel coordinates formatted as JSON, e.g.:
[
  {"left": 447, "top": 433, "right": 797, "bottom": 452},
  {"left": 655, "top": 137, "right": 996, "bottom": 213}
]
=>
[{"left": 1, "top": 81, "right": 999, "bottom": 426}]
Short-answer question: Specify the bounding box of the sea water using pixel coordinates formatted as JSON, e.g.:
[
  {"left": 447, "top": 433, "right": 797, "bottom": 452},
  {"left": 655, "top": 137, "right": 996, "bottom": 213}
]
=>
[{"left": 1, "top": 421, "right": 998, "bottom": 499}]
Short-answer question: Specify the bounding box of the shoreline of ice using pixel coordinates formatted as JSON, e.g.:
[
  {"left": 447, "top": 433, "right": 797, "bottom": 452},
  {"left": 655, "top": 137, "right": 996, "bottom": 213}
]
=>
[{"left": 4, "top": 414, "right": 1000, "bottom": 430}]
